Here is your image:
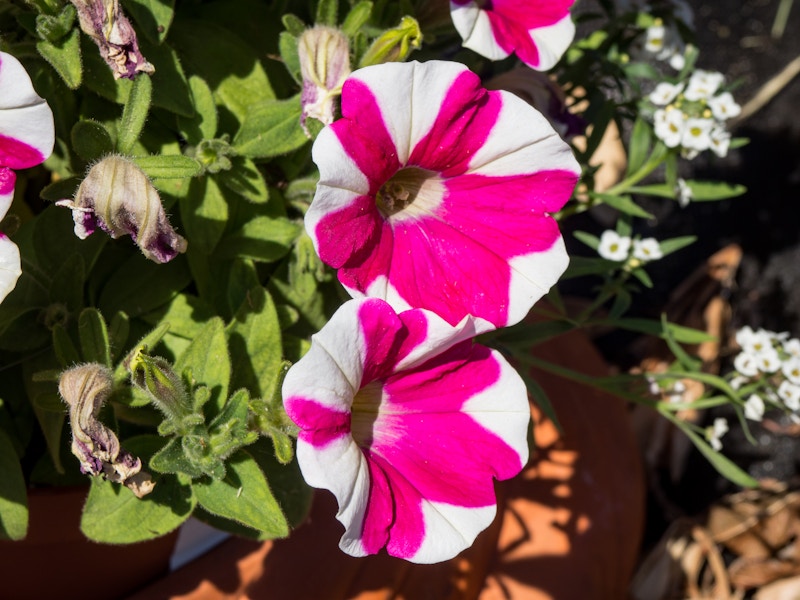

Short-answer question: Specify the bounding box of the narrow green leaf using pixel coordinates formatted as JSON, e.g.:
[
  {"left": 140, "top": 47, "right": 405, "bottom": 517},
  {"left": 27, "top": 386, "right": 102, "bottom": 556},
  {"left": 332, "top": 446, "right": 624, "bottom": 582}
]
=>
[
  {"left": 175, "top": 317, "right": 230, "bottom": 415},
  {"left": 591, "top": 192, "right": 654, "bottom": 218},
  {"left": 216, "top": 216, "right": 301, "bottom": 263},
  {"left": 601, "top": 318, "right": 715, "bottom": 344},
  {"left": 232, "top": 96, "right": 309, "bottom": 159},
  {"left": 81, "top": 436, "right": 196, "bottom": 543},
  {"left": 278, "top": 31, "right": 301, "bottom": 83},
  {"left": 132, "top": 154, "right": 202, "bottom": 179},
  {"left": 521, "top": 372, "right": 562, "bottom": 434},
  {"left": 685, "top": 180, "right": 747, "bottom": 201},
  {"left": 118, "top": 74, "right": 153, "bottom": 154},
  {"left": 37, "top": 28, "right": 82, "bottom": 89},
  {"left": 661, "top": 313, "right": 702, "bottom": 371},
  {"left": 341, "top": 1, "right": 373, "bottom": 36},
  {"left": 248, "top": 437, "right": 312, "bottom": 528},
  {"left": 573, "top": 230, "right": 600, "bottom": 251},
  {"left": 658, "top": 235, "right": 697, "bottom": 256},
  {"left": 193, "top": 450, "right": 289, "bottom": 538},
  {"left": 108, "top": 311, "right": 130, "bottom": 363},
  {"left": 0, "top": 428, "right": 28, "bottom": 541},
  {"left": 52, "top": 324, "right": 81, "bottom": 367},
  {"left": 178, "top": 76, "right": 218, "bottom": 144},
  {"left": 78, "top": 308, "right": 112, "bottom": 367},
  {"left": 226, "top": 287, "right": 282, "bottom": 398},
  {"left": 316, "top": 0, "right": 338, "bottom": 25},
  {"left": 630, "top": 267, "right": 654, "bottom": 288},
  {"left": 626, "top": 116, "right": 652, "bottom": 177},
  {"left": 217, "top": 157, "right": 269, "bottom": 204},
  {"left": 281, "top": 13, "right": 306, "bottom": 36},
  {"left": 71, "top": 120, "right": 114, "bottom": 162}
]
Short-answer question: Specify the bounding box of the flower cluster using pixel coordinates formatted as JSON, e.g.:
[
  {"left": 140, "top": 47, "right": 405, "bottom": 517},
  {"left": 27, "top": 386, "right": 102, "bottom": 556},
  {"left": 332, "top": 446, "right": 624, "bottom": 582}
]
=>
[
  {"left": 284, "top": 59, "right": 579, "bottom": 563},
  {"left": 649, "top": 69, "right": 740, "bottom": 159},
  {"left": 597, "top": 230, "right": 663, "bottom": 264},
  {"left": 0, "top": 51, "right": 55, "bottom": 303},
  {"left": 728, "top": 326, "right": 800, "bottom": 423},
  {"left": 642, "top": 17, "right": 688, "bottom": 71}
]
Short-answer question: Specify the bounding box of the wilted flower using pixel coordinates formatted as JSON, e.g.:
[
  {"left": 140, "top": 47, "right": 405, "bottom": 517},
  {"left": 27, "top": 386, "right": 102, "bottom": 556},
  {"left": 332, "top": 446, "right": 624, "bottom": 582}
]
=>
[
  {"left": 306, "top": 60, "right": 578, "bottom": 328},
  {"left": 57, "top": 155, "right": 187, "bottom": 263},
  {"left": 450, "top": 0, "right": 575, "bottom": 71},
  {"left": 597, "top": 230, "right": 631, "bottom": 261},
  {"left": 298, "top": 26, "right": 351, "bottom": 131},
  {"left": 59, "top": 364, "right": 155, "bottom": 498},
  {"left": 283, "top": 298, "right": 529, "bottom": 563},
  {"left": 70, "top": 0, "right": 155, "bottom": 79},
  {"left": 0, "top": 51, "right": 55, "bottom": 303}
]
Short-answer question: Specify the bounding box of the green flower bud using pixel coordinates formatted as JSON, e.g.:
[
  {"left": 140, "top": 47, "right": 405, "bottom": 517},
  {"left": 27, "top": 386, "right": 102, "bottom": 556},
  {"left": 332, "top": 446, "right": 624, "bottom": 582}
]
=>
[
  {"left": 298, "top": 26, "right": 351, "bottom": 131},
  {"left": 359, "top": 16, "right": 422, "bottom": 68},
  {"left": 128, "top": 346, "right": 192, "bottom": 427}
]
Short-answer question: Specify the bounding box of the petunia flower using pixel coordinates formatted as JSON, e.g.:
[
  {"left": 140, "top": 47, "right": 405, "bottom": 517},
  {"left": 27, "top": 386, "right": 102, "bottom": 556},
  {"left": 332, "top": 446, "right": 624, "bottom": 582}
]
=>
[
  {"left": 282, "top": 298, "right": 530, "bottom": 563},
  {"left": 449, "top": 0, "right": 575, "bottom": 71},
  {"left": 0, "top": 51, "right": 55, "bottom": 303},
  {"left": 306, "top": 60, "right": 579, "bottom": 328}
]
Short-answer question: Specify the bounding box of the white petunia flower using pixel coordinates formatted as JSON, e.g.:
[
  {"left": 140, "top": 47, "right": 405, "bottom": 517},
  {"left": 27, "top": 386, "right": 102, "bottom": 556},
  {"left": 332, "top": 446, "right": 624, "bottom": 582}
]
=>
[{"left": 597, "top": 230, "right": 632, "bottom": 261}]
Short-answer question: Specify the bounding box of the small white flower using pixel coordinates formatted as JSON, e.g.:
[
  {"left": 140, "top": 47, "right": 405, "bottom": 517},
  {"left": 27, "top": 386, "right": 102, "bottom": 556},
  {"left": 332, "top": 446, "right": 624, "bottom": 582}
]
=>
[
  {"left": 654, "top": 108, "right": 685, "bottom": 148},
  {"left": 783, "top": 338, "right": 800, "bottom": 358},
  {"left": 597, "top": 230, "right": 632, "bottom": 261},
  {"left": 756, "top": 349, "right": 782, "bottom": 374},
  {"left": 668, "top": 50, "right": 686, "bottom": 71},
  {"left": 707, "top": 417, "right": 729, "bottom": 451},
  {"left": 684, "top": 69, "right": 725, "bottom": 101},
  {"left": 778, "top": 380, "right": 800, "bottom": 411},
  {"left": 708, "top": 92, "right": 741, "bottom": 121},
  {"left": 681, "top": 118, "right": 714, "bottom": 152},
  {"left": 644, "top": 24, "right": 666, "bottom": 54},
  {"left": 730, "top": 375, "right": 749, "bottom": 390},
  {"left": 744, "top": 394, "right": 765, "bottom": 421},
  {"left": 649, "top": 82, "right": 684, "bottom": 106},
  {"left": 676, "top": 178, "right": 692, "bottom": 207},
  {"left": 740, "top": 327, "right": 774, "bottom": 356},
  {"left": 709, "top": 127, "right": 731, "bottom": 157},
  {"left": 632, "top": 238, "right": 663, "bottom": 261},
  {"left": 782, "top": 357, "right": 800, "bottom": 384},
  {"left": 734, "top": 352, "right": 759, "bottom": 378}
]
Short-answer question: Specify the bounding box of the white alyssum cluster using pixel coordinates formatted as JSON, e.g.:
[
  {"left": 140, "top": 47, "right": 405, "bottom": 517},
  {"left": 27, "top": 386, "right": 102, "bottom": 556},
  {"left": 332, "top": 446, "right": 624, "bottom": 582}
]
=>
[
  {"left": 643, "top": 19, "right": 687, "bottom": 70},
  {"left": 649, "top": 69, "right": 740, "bottom": 159},
  {"left": 597, "top": 230, "right": 663, "bottom": 263},
  {"left": 730, "top": 326, "right": 800, "bottom": 422}
]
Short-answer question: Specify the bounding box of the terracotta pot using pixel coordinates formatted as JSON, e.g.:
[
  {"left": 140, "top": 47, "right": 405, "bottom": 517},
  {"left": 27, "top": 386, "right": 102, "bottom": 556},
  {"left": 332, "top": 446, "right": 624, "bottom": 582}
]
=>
[{"left": 0, "top": 485, "right": 178, "bottom": 600}]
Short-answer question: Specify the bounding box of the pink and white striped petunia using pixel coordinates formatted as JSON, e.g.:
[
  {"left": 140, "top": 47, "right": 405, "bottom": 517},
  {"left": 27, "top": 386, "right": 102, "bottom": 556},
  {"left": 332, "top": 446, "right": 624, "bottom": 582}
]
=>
[
  {"left": 450, "top": 0, "right": 575, "bottom": 70},
  {"left": 307, "top": 60, "right": 579, "bottom": 328},
  {"left": 282, "top": 298, "right": 530, "bottom": 563},
  {"left": 0, "top": 51, "right": 55, "bottom": 302}
]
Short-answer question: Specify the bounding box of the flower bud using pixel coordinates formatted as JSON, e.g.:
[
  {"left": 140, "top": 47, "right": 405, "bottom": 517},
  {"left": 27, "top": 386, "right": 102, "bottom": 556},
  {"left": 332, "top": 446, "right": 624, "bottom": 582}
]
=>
[
  {"left": 70, "top": 0, "right": 154, "bottom": 79},
  {"left": 59, "top": 363, "right": 155, "bottom": 498},
  {"left": 127, "top": 346, "right": 192, "bottom": 426},
  {"left": 359, "top": 16, "right": 422, "bottom": 67},
  {"left": 298, "top": 26, "right": 351, "bottom": 131},
  {"left": 57, "top": 155, "right": 187, "bottom": 263}
]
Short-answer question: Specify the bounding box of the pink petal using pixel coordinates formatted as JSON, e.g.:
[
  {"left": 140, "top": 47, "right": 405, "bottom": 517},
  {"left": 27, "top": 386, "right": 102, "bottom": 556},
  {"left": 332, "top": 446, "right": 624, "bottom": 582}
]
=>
[{"left": 0, "top": 52, "right": 55, "bottom": 169}]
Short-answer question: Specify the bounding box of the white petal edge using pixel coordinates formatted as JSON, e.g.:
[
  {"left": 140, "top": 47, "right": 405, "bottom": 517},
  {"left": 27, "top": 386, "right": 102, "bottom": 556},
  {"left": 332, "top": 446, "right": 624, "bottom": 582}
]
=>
[
  {"left": 311, "top": 124, "right": 370, "bottom": 195},
  {"left": 461, "top": 349, "right": 531, "bottom": 468},
  {"left": 0, "top": 103, "right": 55, "bottom": 163},
  {"left": 450, "top": 3, "right": 510, "bottom": 62},
  {"left": 506, "top": 236, "right": 570, "bottom": 327},
  {"left": 295, "top": 436, "right": 370, "bottom": 558},
  {"left": 0, "top": 235, "right": 22, "bottom": 303},
  {"left": 410, "top": 502, "right": 497, "bottom": 564},
  {"left": 0, "top": 51, "right": 47, "bottom": 110},
  {"left": 526, "top": 14, "right": 575, "bottom": 71},
  {"left": 467, "top": 90, "right": 581, "bottom": 177},
  {"left": 349, "top": 61, "right": 467, "bottom": 164},
  {"left": 282, "top": 340, "right": 358, "bottom": 412}
]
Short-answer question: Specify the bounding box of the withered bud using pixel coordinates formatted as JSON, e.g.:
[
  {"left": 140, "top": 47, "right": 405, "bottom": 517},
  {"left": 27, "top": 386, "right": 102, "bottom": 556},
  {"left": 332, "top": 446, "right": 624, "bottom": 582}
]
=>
[
  {"left": 59, "top": 363, "right": 155, "bottom": 498},
  {"left": 298, "top": 26, "right": 351, "bottom": 132},
  {"left": 57, "top": 155, "right": 187, "bottom": 263},
  {"left": 70, "top": 0, "right": 154, "bottom": 79}
]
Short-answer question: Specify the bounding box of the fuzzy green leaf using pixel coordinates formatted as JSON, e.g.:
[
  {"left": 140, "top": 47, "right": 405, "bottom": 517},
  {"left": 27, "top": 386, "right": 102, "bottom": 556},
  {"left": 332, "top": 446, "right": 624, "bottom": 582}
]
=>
[
  {"left": 175, "top": 317, "right": 230, "bottom": 416},
  {"left": 217, "top": 157, "right": 269, "bottom": 204},
  {"left": 78, "top": 308, "right": 111, "bottom": 367},
  {"left": 178, "top": 76, "right": 218, "bottom": 144},
  {"left": 233, "top": 96, "right": 309, "bottom": 159},
  {"left": 70, "top": 120, "right": 114, "bottom": 162},
  {"left": 117, "top": 74, "right": 152, "bottom": 154},
  {"left": 122, "top": 0, "right": 176, "bottom": 44},
  {"left": 37, "top": 28, "right": 82, "bottom": 89},
  {"left": 132, "top": 154, "right": 202, "bottom": 179},
  {"left": 0, "top": 428, "right": 28, "bottom": 541}
]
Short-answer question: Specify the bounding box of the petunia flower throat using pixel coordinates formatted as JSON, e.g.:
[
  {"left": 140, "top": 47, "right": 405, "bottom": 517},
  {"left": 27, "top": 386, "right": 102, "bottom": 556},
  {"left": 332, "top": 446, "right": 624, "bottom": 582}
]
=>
[{"left": 306, "top": 60, "right": 580, "bottom": 329}]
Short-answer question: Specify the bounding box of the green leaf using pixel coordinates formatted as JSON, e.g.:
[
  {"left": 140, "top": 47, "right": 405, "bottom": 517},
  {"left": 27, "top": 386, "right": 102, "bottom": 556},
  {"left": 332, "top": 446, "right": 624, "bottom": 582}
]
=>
[
  {"left": 141, "top": 293, "right": 215, "bottom": 340},
  {"left": 70, "top": 120, "right": 114, "bottom": 162},
  {"left": 661, "top": 313, "right": 702, "bottom": 371},
  {"left": 281, "top": 13, "right": 306, "bottom": 36},
  {"left": 232, "top": 96, "right": 309, "bottom": 159},
  {"left": 52, "top": 323, "right": 81, "bottom": 367},
  {"left": 216, "top": 212, "right": 301, "bottom": 264},
  {"left": 40, "top": 176, "right": 82, "bottom": 202},
  {"left": 591, "top": 192, "right": 654, "bottom": 219},
  {"left": 108, "top": 311, "right": 130, "bottom": 363},
  {"left": 658, "top": 235, "right": 696, "bottom": 256},
  {"left": 175, "top": 317, "right": 230, "bottom": 416},
  {"left": 131, "top": 154, "right": 202, "bottom": 179},
  {"left": 122, "top": 0, "right": 176, "bottom": 44},
  {"left": 573, "top": 230, "right": 600, "bottom": 251},
  {"left": 81, "top": 436, "right": 196, "bottom": 543},
  {"left": 78, "top": 308, "right": 112, "bottom": 367},
  {"left": 278, "top": 31, "right": 301, "bottom": 83},
  {"left": 316, "top": 0, "right": 338, "bottom": 25},
  {"left": 49, "top": 252, "right": 84, "bottom": 312},
  {"left": 118, "top": 74, "right": 153, "bottom": 155},
  {"left": 140, "top": 38, "right": 194, "bottom": 117},
  {"left": 114, "top": 322, "right": 171, "bottom": 382},
  {"left": 626, "top": 116, "right": 652, "bottom": 177},
  {"left": 217, "top": 156, "right": 269, "bottom": 204},
  {"left": 226, "top": 287, "right": 282, "bottom": 398},
  {"left": 248, "top": 437, "right": 312, "bottom": 528},
  {"left": 150, "top": 437, "right": 205, "bottom": 478},
  {"left": 342, "top": 1, "right": 373, "bottom": 36},
  {"left": 685, "top": 181, "right": 747, "bottom": 201},
  {"left": 170, "top": 19, "right": 276, "bottom": 123},
  {"left": 178, "top": 76, "right": 218, "bottom": 144},
  {"left": 179, "top": 176, "right": 229, "bottom": 254},
  {"left": 600, "top": 318, "right": 715, "bottom": 344},
  {"left": 99, "top": 253, "right": 192, "bottom": 319},
  {"left": 562, "top": 256, "right": 621, "bottom": 279},
  {"left": 630, "top": 267, "right": 654, "bottom": 288},
  {"left": 521, "top": 372, "right": 562, "bottom": 434},
  {"left": 0, "top": 428, "right": 28, "bottom": 541},
  {"left": 37, "top": 28, "right": 82, "bottom": 89},
  {"left": 193, "top": 450, "right": 289, "bottom": 538}
]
